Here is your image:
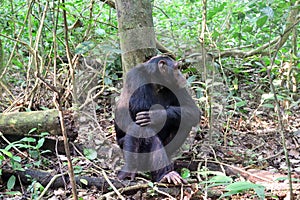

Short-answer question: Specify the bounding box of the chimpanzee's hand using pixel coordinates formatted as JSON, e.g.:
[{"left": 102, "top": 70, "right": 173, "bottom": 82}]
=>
[
  {"left": 136, "top": 105, "right": 167, "bottom": 128},
  {"left": 160, "top": 171, "right": 187, "bottom": 185}
]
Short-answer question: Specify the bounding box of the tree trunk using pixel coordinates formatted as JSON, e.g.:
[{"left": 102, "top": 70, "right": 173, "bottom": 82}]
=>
[
  {"left": 0, "top": 39, "right": 3, "bottom": 72},
  {"left": 115, "top": 0, "right": 157, "bottom": 73}
]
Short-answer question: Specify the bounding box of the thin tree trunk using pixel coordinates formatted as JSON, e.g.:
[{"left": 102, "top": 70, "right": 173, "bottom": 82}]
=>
[{"left": 115, "top": 0, "right": 157, "bottom": 73}]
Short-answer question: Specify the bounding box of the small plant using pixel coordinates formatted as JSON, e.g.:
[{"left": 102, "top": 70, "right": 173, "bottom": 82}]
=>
[
  {"left": 27, "top": 180, "right": 45, "bottom": 199},
  {"left": 147, "top": 182, "right": 158, "bottom": 197},
  {"left": 197, "top": 170, "right": 265, "bottom": 199},
  {"left": 0, "top": 130, "right": 50, "bottom": 193},
  {"left": 5, "top": 131, "right": 50, "bottom": 165},
  {"left": 220, "top": 181, "right": 265, "bottom": 199}
]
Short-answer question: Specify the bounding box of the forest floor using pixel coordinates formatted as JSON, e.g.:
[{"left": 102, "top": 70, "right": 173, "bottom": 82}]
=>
[
  {"left": 1, "top": 75, "right": 300, "bottom": 200},
  {"left": 73, "top": 84, "right": 300, "bottom": 200}
]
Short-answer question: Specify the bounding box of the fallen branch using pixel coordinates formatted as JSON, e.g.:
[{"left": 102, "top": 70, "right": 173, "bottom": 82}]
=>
[{"left": 0, "top": 109, "right": 77, "bottom": 141}]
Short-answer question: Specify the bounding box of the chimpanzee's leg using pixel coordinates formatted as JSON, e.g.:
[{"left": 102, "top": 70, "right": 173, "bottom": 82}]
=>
[
  {"left": 118, "top": 123, "right": 156, "bottom": 180},
  {"left": 117, "top": 133, "right": 140, "bottom": 180},
  {"left": 148, "top": 135, "right": 186, "bottom": 184},
  {"left": 148, "top": 135, "right": 173, "bottom": 182}
]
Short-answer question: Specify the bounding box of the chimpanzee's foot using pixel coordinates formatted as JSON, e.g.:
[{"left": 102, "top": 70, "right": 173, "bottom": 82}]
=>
[
  {"left": 117, "top": 170, "right": 136, "bottom": 181},
  {"left": 160, "top": 171, "right": 187, "bottom": 185}
]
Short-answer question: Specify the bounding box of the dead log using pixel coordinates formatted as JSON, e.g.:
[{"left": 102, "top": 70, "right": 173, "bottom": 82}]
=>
[
  {"left": 1, "top": 168, "right": 132, "bottom": 192},
  {"left": 0, "top": 109, "right": 78, "bottom": 141}
]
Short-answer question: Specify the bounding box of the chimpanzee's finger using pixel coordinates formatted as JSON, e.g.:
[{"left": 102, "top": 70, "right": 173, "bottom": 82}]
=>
[
  {"left": 166, "top": 176, "right": 171, "bottom": 183},
  {"left": 136, "top": 111, "right": 149, "bottom": 116},
  {"left": 171, "top": 175, "right": 182, "bottom": 185},
  {"left": 135, "top": 114, "right": 150, "bottom": 120},
  {"left": 136, "top": 119, "right": 151, "bottom": 126},
  {"left": 135, "top": 118, "right": 149, "bottom": 123},
  {"left": 136, "top": 112, "right": 151, "bottom": 126}
]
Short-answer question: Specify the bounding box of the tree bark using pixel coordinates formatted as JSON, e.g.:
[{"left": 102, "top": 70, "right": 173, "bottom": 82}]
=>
[
  {"left": 115, "top": 0, "right": 157, "bottom": 73},
  {"left": 0, "top": 39, "right": 3, "bottom": 72}
]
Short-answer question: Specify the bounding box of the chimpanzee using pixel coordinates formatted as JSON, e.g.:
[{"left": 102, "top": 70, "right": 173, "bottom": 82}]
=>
[{"left": 114, "top": 55, "right": 200, "bottom": 184}]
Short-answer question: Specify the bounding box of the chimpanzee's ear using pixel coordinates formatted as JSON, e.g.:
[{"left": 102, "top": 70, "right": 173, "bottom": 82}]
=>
[
  {"left": 174, "top": 62, "right": 179, "bottom": 70},
  {"left": 158, "top": 60, "right": 167, "bottom": 73}
]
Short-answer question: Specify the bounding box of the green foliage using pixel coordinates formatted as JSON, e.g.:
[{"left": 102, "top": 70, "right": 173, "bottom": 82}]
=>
[
  {"left": 83, "top": 148, "right": 97, "bottom": 160},
  {"left": 0, "top": 148, "right": 23, "bottom": 172},
  {"left": 0, "top": 0, "right": 119, "bottom": 86},
  {"left": 181, "top": 167, "right": 191, "bottom": 179},
  {"left": 5, "top": 134, "right": 50, "bottom": 164},
  {"left": 220, "top": 181, "right": 265, "bottom": 199},
  {"left": 1, "top": 0, "right": 298, "bottom": 110},
  {"left": 75, "top": 41, "right": 96, "bottom": 55},
  {"left": 7, "top": 175, "right": 16, "bottom": 191},
  {"left": 0, "top": 131, "right": 49, "bottom": 195},
  {"left": 147, "top": 181, "right": 160, "bottom": 197},
  {"left": 27, "top": 181, "right": 44, "bottom": 199},
  {"left": 80, "top": 178, "right": 88, "bottom": 186},
  {"left": 197, "top": 170, "right": 265, "bottom": 199},
  {"left": 202, "top": 175, "right": 233, "bottom": 187},
  {"left": 0, "top": 1, "right": 299, "bottom": 198}
]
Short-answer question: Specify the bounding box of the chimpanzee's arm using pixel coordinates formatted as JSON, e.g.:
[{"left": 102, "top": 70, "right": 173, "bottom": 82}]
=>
[
  {"left": 166, "top": 88, "right": 200, "bottom": 128},
  {"left": 163, "top": 88, "right": 200, "bottom": 155},
  {"left": 136, "top": 88, "right": 200, "bottom": 130}
]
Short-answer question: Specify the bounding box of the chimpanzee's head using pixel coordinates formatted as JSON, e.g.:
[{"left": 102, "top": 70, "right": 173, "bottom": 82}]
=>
[{"left": 147, "top": 55, "right": 187, "bottom": 88}]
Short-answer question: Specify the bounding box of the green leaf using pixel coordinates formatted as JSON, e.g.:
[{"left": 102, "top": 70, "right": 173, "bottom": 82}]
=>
[
  {"left": 20, "top": 137, "right": 36, "bottom": 143},
  {"left": 186, "top": 75, "right": 196, "bottom": 85},
  {"left": 36, "top": 138, "right": 45, "bottom": 149},
  {"left": 262, "top": 103, "right": 274, "bottom": 108},
  {"left": 261, "top": 93, "right": 274, "bottom": 101},
  {"left": 208, "top": 175, "right": 232, "bottom": 184},
  {"left": 33, "top": 182, "right": 44, "bottom": 191},
  {"left": 225, "top": 181, "right": 257, "bottom": 191},
  {"left": 220, "top": 190, "right": 241, "bottom": 198},
  {"left": 28, "top": 128, "right": 37, "bottom": 134},
  {"left": 40, "top": 132, "right": 49, "bottom": 137},
  {"left": 14, "top": 144, "right": 35, "bottom": 149},
  {"left": 75, "top": 41, "right": 95, "bottom": 54},
  {"left": 80, "top": 178, "right": 88, "bottom": 185},
  {"left": 181, "top": 168, "right": 190, "bottom": 179},
  {"left": 83, "top": 148, "right": 97, "bottom": 160},
  {"left": 74, "top": 165, "right": 83, "bottom": 174},
  {"left": 236, "top": 100, "right": 247, "bottom": 108},
  {"left": 254, "top": 185, "right": 265, "bottom": 199},
  {"left": 104, "top": 77, "right": 113, "bottom": 85},
  {"left": 202, "top": 175, "right": 232, "bottom": 188},
  {"left": 256, "top": 15, "right": 268, "bottom": 28},
  {"left": 4, "top": 191, "right": 21, "bottom": 195},
  {"left": 242, "top": 25, "right": 253, "bottom": 32},
  {"left": 148, "top": 182, "right": 154, "bottom": 187},
  {"left": 207, "top": 2, "right": 226, "bottom": 20},
  {"left": 0, "top": 149, "right": 13, "bottom": 158},
  {"left": 7, "top": 175, "right": 16, "bottom": 190},
  {"left": 221, "top": 181, "right": 265, "bottom": 199},
  {"left": 29, "top": 149, "right": 39, "bottom": 159},
  {"left": 33, "top": 159, "right": 42, "bottom": 167},
  {"left": 12, "top": 156, "right": 21, "bottom": 162}
]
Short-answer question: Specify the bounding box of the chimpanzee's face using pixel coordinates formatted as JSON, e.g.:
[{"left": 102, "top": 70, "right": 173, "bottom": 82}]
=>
[
  {"left": 172, "top": 64, "right": 187, "bottom": 88},
  {"left": 158, "top": 58, "right": 186, "bottom": 88}
]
